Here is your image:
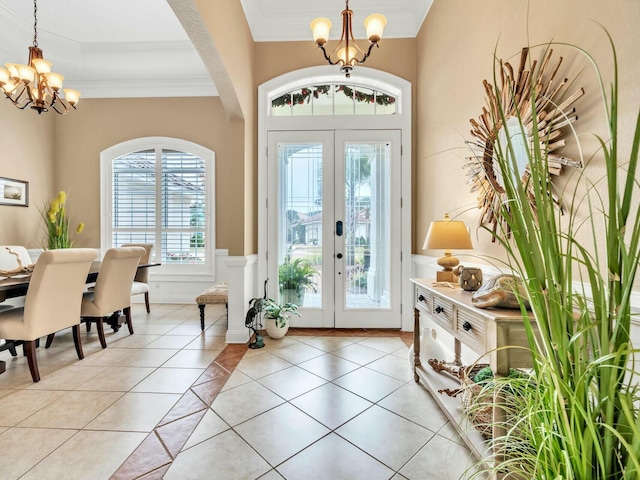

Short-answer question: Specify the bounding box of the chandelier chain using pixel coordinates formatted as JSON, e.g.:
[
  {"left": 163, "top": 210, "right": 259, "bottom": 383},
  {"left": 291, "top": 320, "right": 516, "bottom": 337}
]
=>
[{"left": 33, "top": 0, "right": 38, "bottom": 47}]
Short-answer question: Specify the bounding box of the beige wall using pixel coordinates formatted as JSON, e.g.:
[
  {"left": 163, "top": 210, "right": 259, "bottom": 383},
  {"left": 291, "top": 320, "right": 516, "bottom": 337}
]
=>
[
  {"left": 416, "top": 0, "right": 640, "bottom": 265},
  {"left": 53, "top": 96, "right": 235, "bottom": 250},
  {"left": 0, "top": 99, "right": 56, "bottom": 248},
  {"left": 194, "top": 0, "right": 257, "bottom": 255},
  {"left": 4, "top": 1, "right": 639, "bottom": 265}
]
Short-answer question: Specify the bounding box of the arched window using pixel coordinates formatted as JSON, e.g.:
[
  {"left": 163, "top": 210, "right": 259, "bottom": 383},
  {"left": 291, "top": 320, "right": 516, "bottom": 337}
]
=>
[
  {"left": 271, "top": 83, "right": 397, "bottom": 116},
  {"left": 101, "top": 137, "right": 215, "bottom": 276}
]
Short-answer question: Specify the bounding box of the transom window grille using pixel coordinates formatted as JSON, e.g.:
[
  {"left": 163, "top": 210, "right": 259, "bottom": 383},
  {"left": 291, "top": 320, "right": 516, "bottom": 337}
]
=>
[
  {"left": 104, "top": 140, "right": 214, "bottom": 274},
  {"left": 271, "top": 84, "right": 397, "bottom": 117}
]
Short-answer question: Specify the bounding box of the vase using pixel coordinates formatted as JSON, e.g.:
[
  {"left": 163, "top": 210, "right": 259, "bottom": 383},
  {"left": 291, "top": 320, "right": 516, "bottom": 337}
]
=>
[
  {"left": 418, "top": 327, "right": 446, "bottom": 363},
  {"left": 265, "top": 317, "right": 289, "bottom": 339}
]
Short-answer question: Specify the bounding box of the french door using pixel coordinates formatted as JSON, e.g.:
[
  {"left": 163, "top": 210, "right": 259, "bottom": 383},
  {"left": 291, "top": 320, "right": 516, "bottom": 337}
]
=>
[{"left": 266, "top": 129, "right": 402, "bottom": 328}]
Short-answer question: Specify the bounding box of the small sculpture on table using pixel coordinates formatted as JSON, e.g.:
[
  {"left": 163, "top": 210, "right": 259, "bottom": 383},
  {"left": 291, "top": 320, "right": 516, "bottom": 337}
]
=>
[
  {"left": 455, "top": 266, "right": 483, "bottom": 291},
  {"left": 0, "top": 247, "right": 35, "bottom": 277}
]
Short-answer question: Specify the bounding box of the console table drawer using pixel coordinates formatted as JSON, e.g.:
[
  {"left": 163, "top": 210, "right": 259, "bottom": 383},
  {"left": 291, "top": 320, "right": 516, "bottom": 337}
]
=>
[
  {"left": 431, "top": 297, "right": 454, "bottom": 330},
  {"left": 454, "top": 307, "right": 486, "bottom": 354},
  {"left": 415, "top": 287, "right": 433, "bottom": 313}
]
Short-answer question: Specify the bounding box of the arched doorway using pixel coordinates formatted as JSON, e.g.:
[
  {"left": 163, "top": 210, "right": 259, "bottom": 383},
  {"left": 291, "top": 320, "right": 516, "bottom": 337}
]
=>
[{"left": 258, "top": 66, "right": 412, "bottom": 330}]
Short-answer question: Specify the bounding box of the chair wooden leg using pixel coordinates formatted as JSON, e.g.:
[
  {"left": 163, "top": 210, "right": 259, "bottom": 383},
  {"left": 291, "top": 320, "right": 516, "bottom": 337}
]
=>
[
  {"left": 96, "top": 318, "right": 107, "bottom": 349},
  {"left": 23, "top": 340, "right": 40, "bottom": 382},
  {"left": 124, "top": 307, "right": 134, "bottom": 335},
  {"left": 144, "top": 292, "right": 150, "bottom": 313},
  {"left": 199, "top": 304, "right": 205, "bottom": 331},
  {"left": 72, "top": 324, "right": 84, "bottom": 359},
  {"left": 45, "top": 333, "right": 55, "bottom": 348},
  {"left": 7, "top": 341, "right": 17, "bottom": 357},
  {"left": 86, "top": 321, "right": 92, "bottom": 332}
]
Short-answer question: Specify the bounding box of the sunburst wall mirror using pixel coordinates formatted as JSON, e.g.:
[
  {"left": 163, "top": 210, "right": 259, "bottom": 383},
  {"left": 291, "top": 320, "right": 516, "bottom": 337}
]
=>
[{"left": 465, "top": 47, "right": 585, "bottom": 240}]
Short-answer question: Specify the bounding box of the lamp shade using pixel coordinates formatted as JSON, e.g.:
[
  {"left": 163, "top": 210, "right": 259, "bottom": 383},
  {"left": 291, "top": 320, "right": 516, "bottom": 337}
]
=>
[{"left": 423, "top": 214, "right": 473, "bottom": 250}]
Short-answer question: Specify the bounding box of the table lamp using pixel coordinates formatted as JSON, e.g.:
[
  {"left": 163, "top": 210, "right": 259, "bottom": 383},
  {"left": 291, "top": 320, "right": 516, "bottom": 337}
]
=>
[{"left": 423, "top": 213, "right": 473, "bottom": 282}]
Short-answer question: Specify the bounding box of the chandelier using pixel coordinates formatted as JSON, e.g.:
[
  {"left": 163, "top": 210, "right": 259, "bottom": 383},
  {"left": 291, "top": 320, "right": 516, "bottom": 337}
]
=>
[
  {"left": 310, "top": 0, "right": 387, "bottom": 78},
  {"left": 0, "top": 0, "right": 80, "bottom": 114}
]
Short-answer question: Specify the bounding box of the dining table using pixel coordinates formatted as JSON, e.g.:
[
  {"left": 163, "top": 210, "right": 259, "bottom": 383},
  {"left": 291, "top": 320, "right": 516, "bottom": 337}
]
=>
[{"left": 0, "top": 260, "right": 160, "bottom": 374}]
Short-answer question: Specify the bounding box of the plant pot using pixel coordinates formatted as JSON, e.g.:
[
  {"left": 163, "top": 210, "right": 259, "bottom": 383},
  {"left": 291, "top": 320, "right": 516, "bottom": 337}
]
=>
[
  {"left": 281, "top": 288, "right": 304, "bottom": 306},
  {"left": 264, "top": 317, "right": 289, "bottom": 339}
]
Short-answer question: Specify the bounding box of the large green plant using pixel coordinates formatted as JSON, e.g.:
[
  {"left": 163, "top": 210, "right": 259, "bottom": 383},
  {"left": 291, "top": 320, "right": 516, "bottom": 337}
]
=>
[
  {"left": 278, "top": 256, "right": 318, "bottom": 294},
  {"left": 473, "top": 36, "right": 640, "bottom": 479}
]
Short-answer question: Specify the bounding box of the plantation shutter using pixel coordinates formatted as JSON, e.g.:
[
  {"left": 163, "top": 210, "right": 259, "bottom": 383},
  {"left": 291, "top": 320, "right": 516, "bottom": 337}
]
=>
[
  {"left": 161, "top": 150, "right": 206, "bottom": 264},
  {"left": 112, "top": 150, "right": 156, "bottom": 247},
  {"left": 112, "top": 148, "right": 206, "bottom": 265}
]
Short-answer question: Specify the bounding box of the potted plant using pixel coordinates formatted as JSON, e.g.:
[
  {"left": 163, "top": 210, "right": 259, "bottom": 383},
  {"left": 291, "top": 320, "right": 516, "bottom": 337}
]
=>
[
  {"left": 278, "top": 256, "right": 318, "bottom": 305},
  {"left": 467, "top": 37, "right": 640, "bottom": 478},
  {"left": 262, "top": 298, "right": 300, "bottom": 339}
]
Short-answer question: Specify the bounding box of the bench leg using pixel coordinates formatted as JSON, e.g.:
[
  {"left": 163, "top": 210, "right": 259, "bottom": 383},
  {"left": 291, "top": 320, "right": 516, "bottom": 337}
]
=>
[{"left": 199, "top": 304, "right": 205, "bottom": 331}]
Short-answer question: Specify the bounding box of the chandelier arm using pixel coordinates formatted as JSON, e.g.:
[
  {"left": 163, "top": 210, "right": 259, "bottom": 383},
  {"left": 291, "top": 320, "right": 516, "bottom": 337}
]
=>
[
  {"left": 345, "top": 12, "right": 366, "bottom": 59},
  {"left": 4, "top": 84, "right": 33, "bottom": 109},
  {"left": 356, "top": 42, "right": 378, "bottom": 65},
  {"left": 316, "top": 44, "right": 338, "bottom": 66},
  {"left": 50, "top": 94, "right": 74, "bottom": 115}
]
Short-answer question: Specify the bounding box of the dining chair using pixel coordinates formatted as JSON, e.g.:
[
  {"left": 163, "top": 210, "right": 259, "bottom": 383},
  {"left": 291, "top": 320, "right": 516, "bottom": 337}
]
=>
[
  {"left": 0, "top": 248, "right": 98, "bottom": 382},
  {"left": 0, "top": 245, "right": 36, "bottom": 357},
  {"left": 79, "top": 246, "right": 145, "bottom": 348},
  {"left": 121, "top": 243, "right": 153, "bottom": 313}
]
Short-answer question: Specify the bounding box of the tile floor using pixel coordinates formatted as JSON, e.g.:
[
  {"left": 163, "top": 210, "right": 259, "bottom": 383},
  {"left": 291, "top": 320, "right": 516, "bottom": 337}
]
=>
[{"left": 0, "top": 303, "right": 482, "bottom": 480}]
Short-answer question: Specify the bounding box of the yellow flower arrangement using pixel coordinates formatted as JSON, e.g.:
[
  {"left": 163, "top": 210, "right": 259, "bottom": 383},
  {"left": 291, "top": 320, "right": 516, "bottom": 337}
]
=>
[{"left": 42, "top": 191, "right": 84, "bottom": 249}]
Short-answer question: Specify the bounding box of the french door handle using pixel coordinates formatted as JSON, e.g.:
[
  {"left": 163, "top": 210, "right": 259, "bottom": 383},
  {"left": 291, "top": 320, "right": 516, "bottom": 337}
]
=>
[
  {"left": 336, "top": 220, "right": 343, "bottom": 236},
  {"left": 337, "top": 253, "right": 343, "bottom": 259}
]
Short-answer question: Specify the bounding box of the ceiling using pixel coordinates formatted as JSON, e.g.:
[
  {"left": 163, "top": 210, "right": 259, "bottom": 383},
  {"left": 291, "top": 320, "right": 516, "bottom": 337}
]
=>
[{"left": 0, "top": 0, "right": 432, "bottom": 99}]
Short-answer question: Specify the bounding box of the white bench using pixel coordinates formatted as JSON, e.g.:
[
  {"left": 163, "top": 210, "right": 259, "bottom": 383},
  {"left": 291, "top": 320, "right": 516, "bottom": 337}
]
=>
[{"left": 195, "top": 282, "right": 228, "bottom": 330}]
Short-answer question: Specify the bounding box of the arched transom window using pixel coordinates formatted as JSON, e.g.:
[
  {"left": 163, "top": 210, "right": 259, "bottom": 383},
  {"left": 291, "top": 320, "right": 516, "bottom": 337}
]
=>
[{"left": 271, "top": 83, "right": 397, "bottom": 116}]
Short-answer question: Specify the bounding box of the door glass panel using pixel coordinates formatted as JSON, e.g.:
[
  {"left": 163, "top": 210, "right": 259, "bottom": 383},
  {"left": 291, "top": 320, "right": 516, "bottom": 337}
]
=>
[
  {"left": 277, "top": 143, "right": 323, "bottom": 308},
  {"left": 344, "top": 142, "right": 390, "bottom": 309}
]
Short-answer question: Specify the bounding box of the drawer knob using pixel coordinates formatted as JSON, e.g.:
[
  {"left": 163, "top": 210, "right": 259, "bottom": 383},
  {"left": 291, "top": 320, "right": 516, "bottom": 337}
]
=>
[
  {"left": 418, "top": 295, "right": 425, "bottom": 302},
  {"left": 462, "top": 321, "right": 472, "bottom": 331},
  {"left": 435, "top": 305, "right": 444, "bottom": 314}
]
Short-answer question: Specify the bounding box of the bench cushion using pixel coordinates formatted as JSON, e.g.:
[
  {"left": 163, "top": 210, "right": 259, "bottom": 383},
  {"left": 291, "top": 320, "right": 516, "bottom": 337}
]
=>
[{"left": 196, "top": 282, "right": 229, "bottom": 304}]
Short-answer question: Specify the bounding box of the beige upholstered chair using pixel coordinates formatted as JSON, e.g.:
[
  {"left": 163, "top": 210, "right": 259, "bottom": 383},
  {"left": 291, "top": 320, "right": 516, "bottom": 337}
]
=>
[
  {"left": 0, "top": 248, "right": 98, "bottom": 382},
  {"left": 121, "top": 243, "right": 153, "bottom": 313},
  {"left": 0, "top": 246, "right": 35, "bottom": 357},
  {"left": 80, "top": 246, "right": 145, "bottom": 348}
]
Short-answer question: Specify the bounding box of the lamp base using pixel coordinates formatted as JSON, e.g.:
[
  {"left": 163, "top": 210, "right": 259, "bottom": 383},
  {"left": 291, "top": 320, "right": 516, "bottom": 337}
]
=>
[{"left": 436, "top": 270, "right": 455, "bottom": 283}]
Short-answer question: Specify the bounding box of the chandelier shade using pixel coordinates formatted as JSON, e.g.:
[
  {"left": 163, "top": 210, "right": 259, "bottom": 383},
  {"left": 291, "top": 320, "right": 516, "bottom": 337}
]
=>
[
  {"left": 0, "top": 0, "right": 80, "bottom": 115},
  {"left": 310, "top": 0, "right": 386, "bottom": 77}
]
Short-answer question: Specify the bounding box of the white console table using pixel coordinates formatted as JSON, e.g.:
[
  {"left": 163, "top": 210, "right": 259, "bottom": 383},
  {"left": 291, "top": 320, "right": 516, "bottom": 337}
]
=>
[{"left": 410, "top": 278, "right": 536, "bottom": 474}]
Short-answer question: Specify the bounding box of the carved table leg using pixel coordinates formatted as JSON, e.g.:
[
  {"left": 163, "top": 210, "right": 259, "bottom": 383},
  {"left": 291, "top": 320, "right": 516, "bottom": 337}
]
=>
[
  {"left": 454, "top": 338, "right": 462, "bottom": 366},
  {"left": 413, "top": 308, "right": 421, "bottom": 382}
]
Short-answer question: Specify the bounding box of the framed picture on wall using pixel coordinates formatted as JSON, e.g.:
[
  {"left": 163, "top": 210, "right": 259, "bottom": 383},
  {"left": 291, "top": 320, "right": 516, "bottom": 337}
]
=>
[{"left": 0, "top": 177, "right": 29, "bottom": 207}]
